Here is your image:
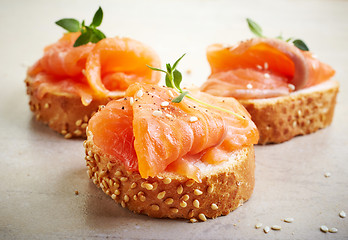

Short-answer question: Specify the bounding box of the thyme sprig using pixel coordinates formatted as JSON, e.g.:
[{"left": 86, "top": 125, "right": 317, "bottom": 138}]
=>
[
  {"left": 246, "top": 18, "right": 309, "bottom": 51},
  {"left": 147, "top": 54, "right": 246, "bottom": 120},
  {"left": 55, "top": 7, "right": 106, "bottom": 47}
]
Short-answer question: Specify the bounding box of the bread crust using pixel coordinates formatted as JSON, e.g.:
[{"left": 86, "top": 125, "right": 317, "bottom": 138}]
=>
[
  {"left": 239, "top": 80, "right": 339, "bottom": 144},
  {"left": 84, "top": 130, "right": 255, "bottom": 222},
  {"left": 25, "top": 76, "right": 123, "bottom": 138}
]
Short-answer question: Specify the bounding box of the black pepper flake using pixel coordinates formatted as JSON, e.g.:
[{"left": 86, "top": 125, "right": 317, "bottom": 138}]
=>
[
  {"left": 152, "top": 87, "right": 156, "bottom": 90},
  {"left": 139, "top": 105, "right": 141, "bottom": 108},
  {"left": 121, "top": 106, "right": 125, "bottom": 110},
  {"left": 124, "top": 97, "right": 127, "bottom": 100}
]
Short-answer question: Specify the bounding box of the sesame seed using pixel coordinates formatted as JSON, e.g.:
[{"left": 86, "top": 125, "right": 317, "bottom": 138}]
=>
[
  {"left": 324, "top": 172, "right": 331, "bottom": 178},
  {"left": 320, "top": 225, "right": 329, "bottom": 233},
  {"left": 190, "top": 218, "right": 198, "bottom": 223},
  {"left": 165, "top": 113, "right": 173, "bottom": 119},
  {"left": 198, "top": 213, "right": 207, "bottom": 222},
  {"left": 107, "top": 162, "right": 113, "bottom": 171},
  {"left": 292, "top": 121, "right": 297, "bottom": 127},
  {"left": 211, "top": 203, "right": 218, "bottom": 210},
  {"left": 288, "top": 84, "right": 295, "bottom": 91},
  {"left": 264, "top": 62, "right": 269, "bottom": 70},
  {"left": 256, "top": 64, "right": 263, "bottom": 70},
  {"left": 180, "top": 201, "right": 187, "bottom": 208},
  {"left": 115, "top": 171, "right": 122, "bottom": 176},
  {"left": 264, "top": 226, "right": 270, "bottom": 233},
  {"left": 161, "top": 101, "right": 169, "bottom": 107},
  {"left": 246, "top": 83, "right": 253, "bottom": 89},
  {"left": 83, "top": 115, "right": 89, "bottom": 122},
  {"left": 255, "top": 223, "right": 262, "bottom": 229},
  {"left": 339, "top": 210, "right": 346, "bottom": 218},
  {"left": 139, "top": 195, "right": 146, "bottom": 202},
  {"left": 152, "top": 182, "right": 158, "bottom": 190},
  {"left": 177, "top": 185, "right": 183, "bottom": 194},
  {"left": 44, "top": 103, "right": 50, "bottom": 109},
  {"left": 168, "top": 90, "right": 174, "bottom": 98},
  {"left": 64, "top": 133, "right": 72, "bottom": 139},
  {"left": 194, "top": 189, "right": 203, "bottom": 196},
  {"left": 144, "top": 183, "right": 154, "bottom": 190},
  {"left": 124, "top": 195, "right": 130, "bottom": 202},
  {"left": 120, "top": 177, "right": 128, "bottom": 182},
  {"left": 81, "top": 123, "right": 88, "bottom": 129},
  {"left": 152, "top": 110, "right": 162, "bottom": 117},
  {"left": 284, "top": 217, "right": 294, "bottom": 223},
  {"left": 157, "top": 191, "right": 166, "bottom": 199},
  {"left": 271, "top": 225, "right": 281, "bottom": 230},
  {"left": 75, "top": 119, "right": 82, "bottom": 126},
  {"left": 151, "top": 204, "right": 160, "bottom": 211},
  {"left": 189, "top": 116, "right": 198, "bottom": 123},
  {"left": 163, "top": 178, "right": 172, "bottom": 184},
  {"left": 181, "top": 194, "right": 189, "bottom": 201},
  {"left": 136, "top": 89, "right": 143, "bottom": 98},
  {"left": 105, "top": 190, "right": 110, "bottom": 195},
  {"left": 329, "top": 227, "right": 338, "bottom": 233},
  {"left": 121, "top": 201, "right": 126, "bottom": 208},
  {"left": 170, "top": 208, "right": 179, "bottom": 213},
  {"left": 207, "top": 185, "right": 214, "bottom": 194},
  {"left": 298, "top": 110, "right": 302, "bottom": 116},
  {"left": 129, "top": 97, "right": 134, "bottom": 106},
  {"left": 193, "top": 200, "right": 200, "bottom": 208},
  {"left": 165, "top": 198, "right": 174, "bottom": 205},
  {"left": 133, "top": 195, "right": 138, "bottom": 201},
  {"left": 264, "top": 73, "right": 270, "bottom": 78},
  {"left": 188, "top": 210, "right": 194, "bottom": 218},
  {"left": 130, "top": 183, "right": 137, "bottom": 189},
  {"left": 186, "top": 179, "right": 195, "bottom": 187},
  {"left": 111, "top": 194, "right": 116, "bottom": 200},
  {"left": 94, "top": 154, "right": 100, "bottom": 162}
]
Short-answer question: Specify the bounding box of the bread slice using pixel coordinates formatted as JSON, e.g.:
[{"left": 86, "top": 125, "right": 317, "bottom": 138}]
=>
[
  {"left": 25, "top": 76, "right": 123, "bottom": 138},
  {"left": 84, "top": 130, "right": 255, "bottom": 222},
  {"left": 239, "top": 80, "right": 339, "bottom": 144}
]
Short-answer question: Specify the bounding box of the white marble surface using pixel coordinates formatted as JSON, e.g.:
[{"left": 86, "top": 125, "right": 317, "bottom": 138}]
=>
[{"left": 0, "top": 0, "right": 347, "bottom": 239}]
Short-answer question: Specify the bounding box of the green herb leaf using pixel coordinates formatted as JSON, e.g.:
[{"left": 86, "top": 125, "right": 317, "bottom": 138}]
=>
[
  {"left": 247, "top": 18, "right": 263, "bottom": 37},
  {"left": 56, "top": 7, "right": 106, "bottom": 47},
  {"left": 165, "top": 74, "right": 174, "bottom": 88},
  {"left": 173, "top": 70, "right": 182, "bottom": 89},
  {"left": 146, "top": 65, "right": 167, "bottom": 74},
  {"left": 172, "top": 53, "right": 186, "bottom": 70},
  {"left": 73, "top": 31, "right": 92, "bottom": 47},
  {"left": 92, "top": 7, "right": 103, "bottom": 27},
  {"left": 55, "top": 18, "right": 80, "bottom": 32},
  {"left": 166, "top": 63, "right": 172, "bottom": 74},
  {"left": 292, "top": 39, "right": 309, "bottom": 51},
  {"left": 92, "top": 28, "right": 106, "bottom": 39},
  {"left": 172, "top": 91, "right": 189, "bottom": 103}
]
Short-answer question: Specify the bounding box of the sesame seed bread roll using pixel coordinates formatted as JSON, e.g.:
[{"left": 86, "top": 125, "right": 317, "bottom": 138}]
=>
[
  {"left": 84, "top": 131, "right": 255, "bottom": 221},
  {"left": 239, "top": 80, "right": 339, "bottom": 144},
  {"left": 84, "top": 83, "right": 259, "bottom": 222},
  {"left": 25, "top": 75, "right": 115, "bottom": 138},
  {"left": 25, "top": 32, "right": 161, "bottom": 138}
]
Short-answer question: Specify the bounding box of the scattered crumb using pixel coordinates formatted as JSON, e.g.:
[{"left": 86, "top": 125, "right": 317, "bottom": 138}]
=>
[
  {"left": 186, "top": 69, "right": 192, "bottom": 74},
  {"left": 324, "top": 172, "right": 331, "bottom": 178},
  {"left": 339, "top": 210, "right": 346, "bottom": 218},
  {"left": 263, "top": 226, "right": 270, "bottom": 233},
  {"left": 255, "top": 222, "right": 262, "bottom": 229},
  {"left": 320, "top": 225, "right": 329, "bottom": 233},
  {"left": 74, "top": 190, "right": 79, "bottom": 195}
]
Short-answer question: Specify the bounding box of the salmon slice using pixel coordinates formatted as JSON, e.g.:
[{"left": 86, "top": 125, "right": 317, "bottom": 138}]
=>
[
  {"left": 202, "top": 38, "right": 335, "bottom": 99},
  {"left": 89, "top": 83, "right": 258, "bottom": 181},
  {"left": 28, "top": 33, "right": 161, "bottom": 105}
]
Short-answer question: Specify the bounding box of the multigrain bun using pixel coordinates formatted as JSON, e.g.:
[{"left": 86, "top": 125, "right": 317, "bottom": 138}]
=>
[
  {"left": 84, "top": 130, "right": 255, "bottom": 222},
  {"left": 239, "top": 80, "right": 339, "bottom": 144},
  {"left": 25, "top": 76, "right": 123, "bottom": 138}
]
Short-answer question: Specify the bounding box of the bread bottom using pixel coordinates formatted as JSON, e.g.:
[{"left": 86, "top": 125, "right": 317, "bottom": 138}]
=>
[
  {"left": 84, "top": 130, "right": 255, "bottom": 222},
  {"left": 240, "top": 80, "right": 339, "bottom": 144},
  {"left": 25, "top": 76, "right": 121, "bottom": 138}
]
